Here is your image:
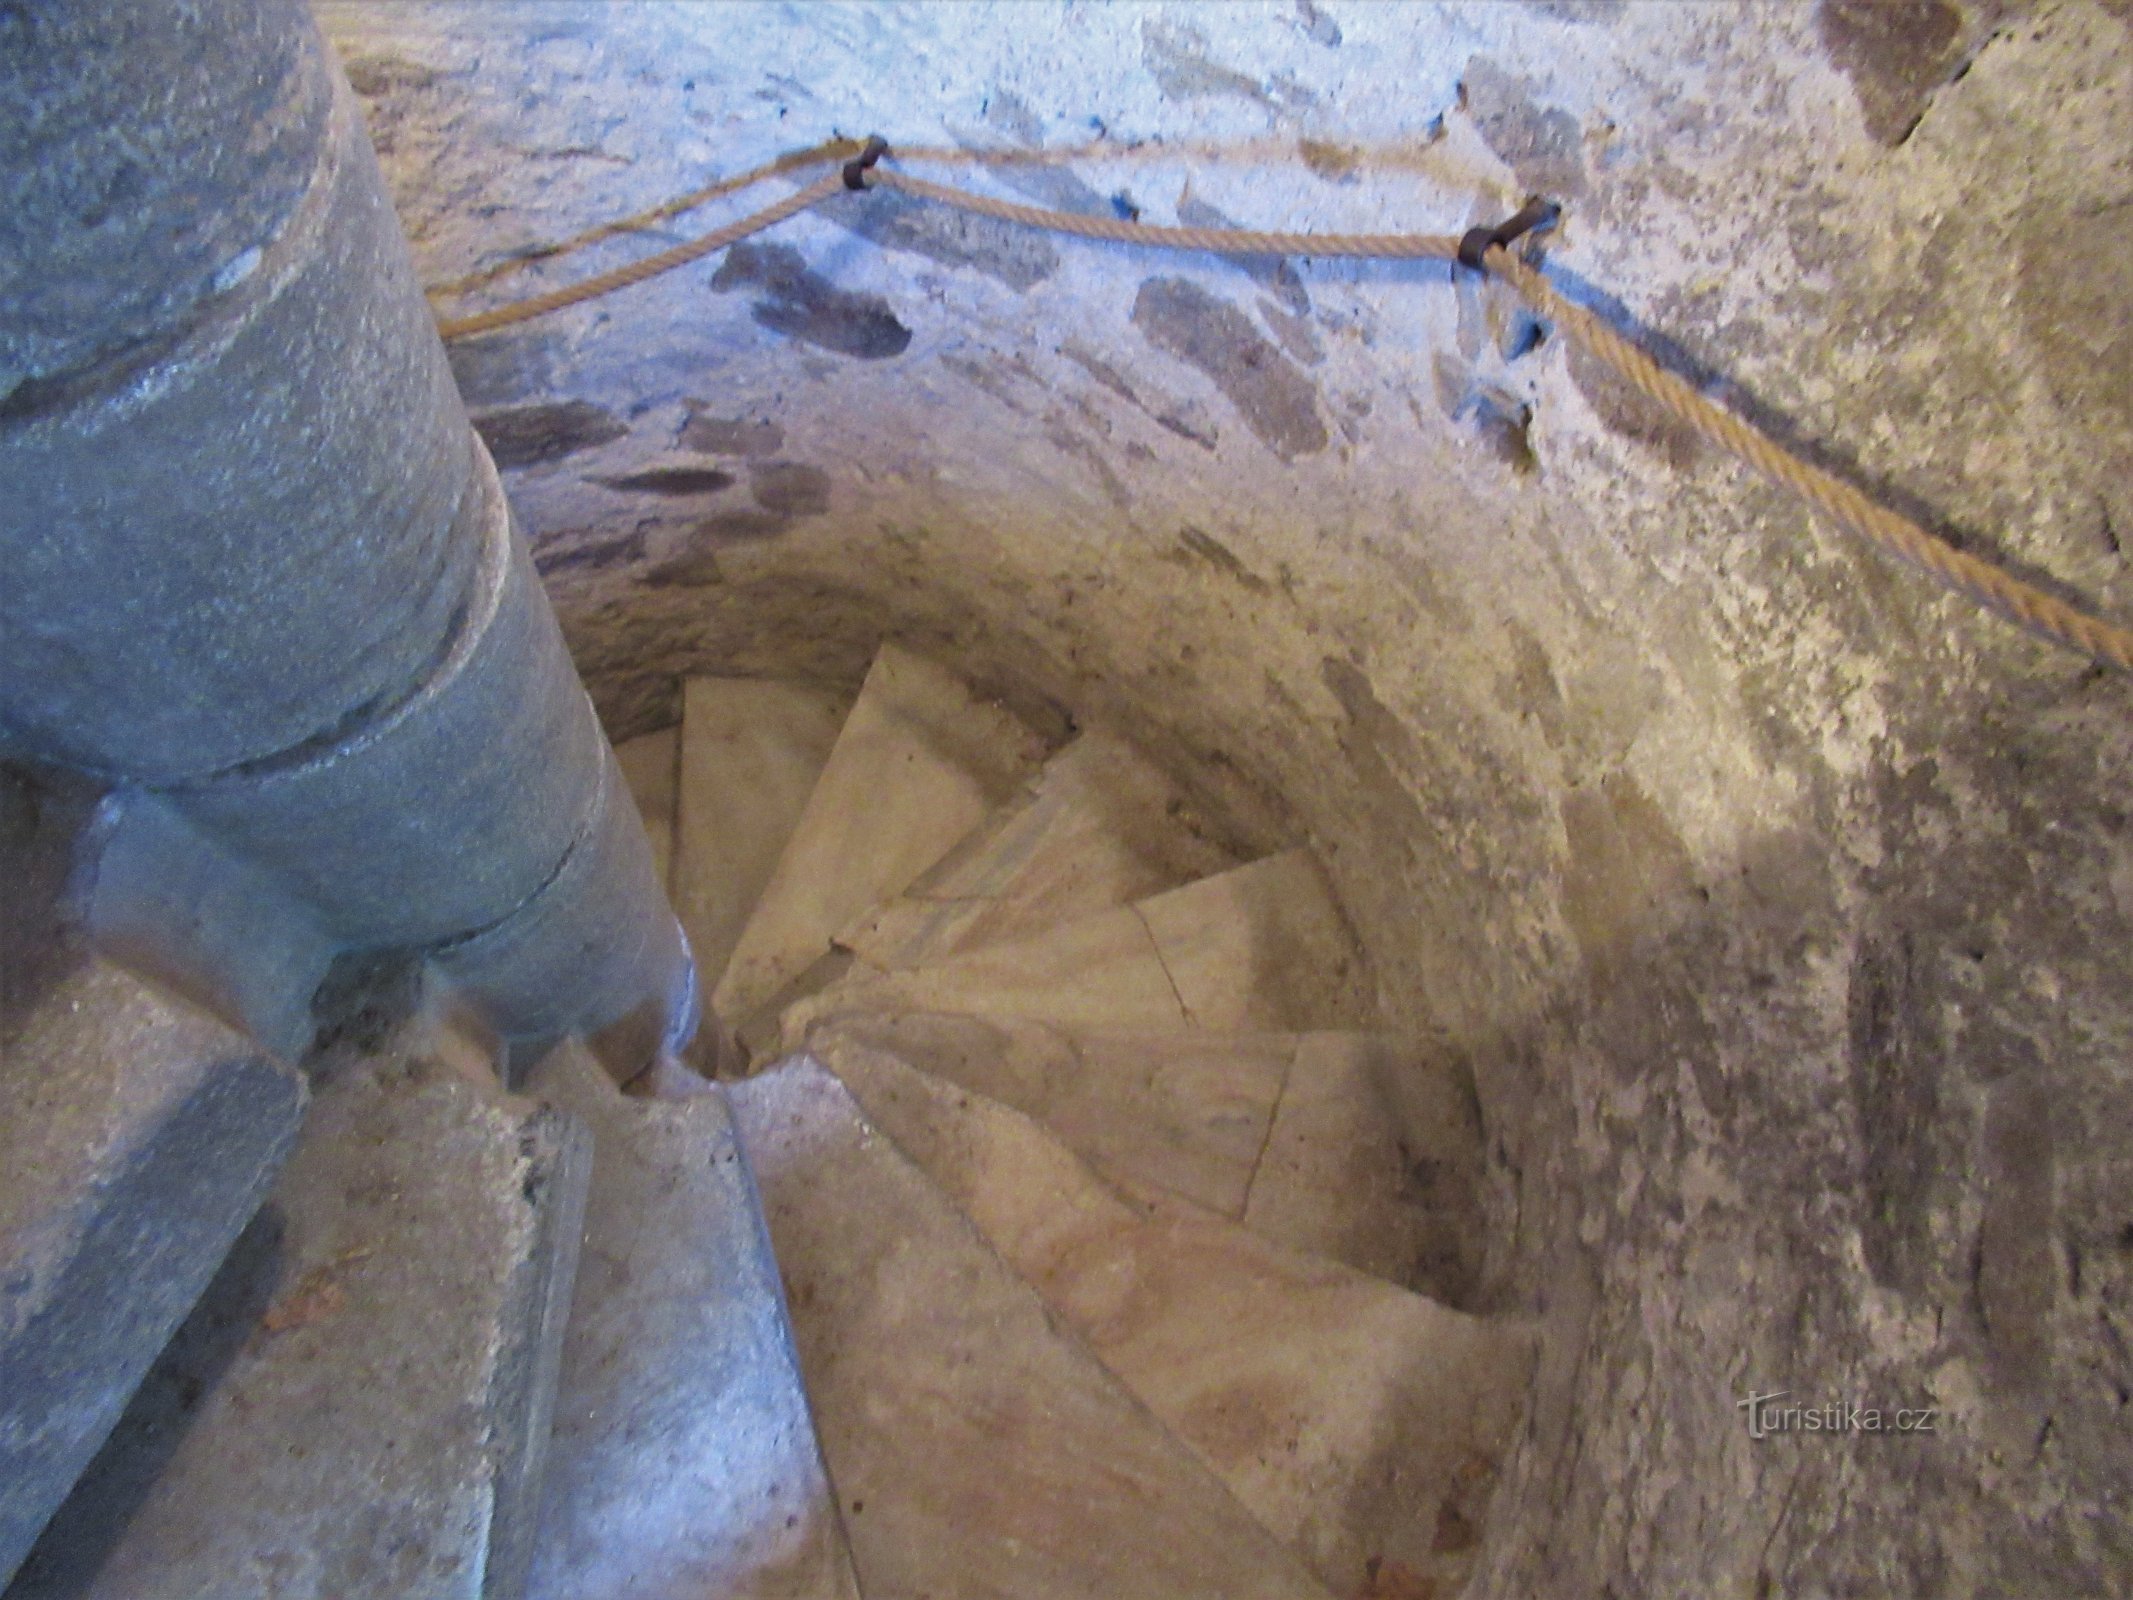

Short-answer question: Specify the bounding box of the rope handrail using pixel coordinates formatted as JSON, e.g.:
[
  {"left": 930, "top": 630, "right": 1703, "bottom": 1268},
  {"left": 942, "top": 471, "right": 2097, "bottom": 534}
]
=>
[
  {"left": 433, "top": 173, "right": 847, "bottom": 342},
  {"left": 426, "top": 139, "right": 865, "bottom": 301},
  {"left": 871, "top": 168, "right": 1462, "bottom": 262},
  {"left": 428, "top": 140, "right": 2133, "bottom": 676}
]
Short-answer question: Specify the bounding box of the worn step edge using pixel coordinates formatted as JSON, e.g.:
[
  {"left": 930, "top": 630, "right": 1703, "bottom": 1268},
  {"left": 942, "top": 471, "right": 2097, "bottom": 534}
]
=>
[
  {"left": 729, "top": 1056, "right": 1336, "bottom": 1600},
  {"left": 670, "top": 677, "right": 850, "bottom": 1003},
  {"left": 813, "top": 1034, "right": 1534, "bottom": 1598},
  {"left": 839, "top": 728, "right": 1239, "bottom": 972},
  {"left": 11, "top": 1054, "right": 590, "bottom": 1600},
  {"left": 791, "top": 1011, "right": 1294, "bottom": 1223},
  {"left": 712, "top": 644, "right": 1048, "bottom": 1027},
  {"left": 0, "top": 966, "right": 307, "bottom": 1590},
  {"left": 780, "top": 848, "right": 1366, "bottom": 1052},
  {"left": 522, "top": 1042, "right": 859, "bottom": 1599}
]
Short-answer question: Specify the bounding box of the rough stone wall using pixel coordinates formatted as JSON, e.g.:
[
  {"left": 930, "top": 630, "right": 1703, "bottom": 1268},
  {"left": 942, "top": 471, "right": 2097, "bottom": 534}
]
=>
[{"left": 315, "top": 2, "right": 2133, "bottom": 1592}]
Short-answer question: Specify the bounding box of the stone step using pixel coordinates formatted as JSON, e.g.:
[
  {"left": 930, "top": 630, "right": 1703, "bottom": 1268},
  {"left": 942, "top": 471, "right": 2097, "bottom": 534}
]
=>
[
  {"left": 671, "top": 677, "right": 849, "bottom": 999},
  {"left": 731, "top": 947, "right": 855, "bottom": 1069},
  {"left": 839, "top": 729, "right": 1237, "bottom": 970},
  {"left": 727, "top": 1057, "right": 1335, "bottom": 1600},
  {"left": 712, "top": 645, "right": 1047, "bottom": 1027},
  {"left": 1242, "top": 1031, "right": 1488, "bottom": 1302},
  {"left": 784, "top": 849, "right": 1367, "bottom": 1048},
  {"left": 0, "top": 970, "right": 309, "bottom": 1592},
  {"left": 0, "top": 774, "right": 310, "bottom": 1591},
  {"left": 11, "top": 1052, "right": 590, "bottom": 1600},
  {"left": 520, "top": 1043, "right": 858, "bottom": 1600},
  {"left": 613, "top": 725, "right": 679, "bottom": 890},
  {"left": 0, "top": 767, "right": 309, "bottom": 1589},
  {"left": 793, "top": 1013, "right": 1484, "bottom": 1297},
  {"left": 815, "top": 1036, "right": 1533, "bottom": 1599},
  {"left": 795, "top": 1013, "right": 1289, "bottom": 1222}
]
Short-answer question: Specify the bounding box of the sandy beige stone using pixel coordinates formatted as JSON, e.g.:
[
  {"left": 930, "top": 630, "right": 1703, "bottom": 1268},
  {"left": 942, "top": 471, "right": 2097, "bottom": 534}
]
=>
[
  {"left": 1136, "top": 849, "right": 1369, "bottom": 1030},
  {"left": 1242, "top": 1033, "right": 1483, "bottom": 1295},
  {"left": 804, "top": 1011, "right": 1289, "bottom": 1219},
  {"left": 819, "top": 1036, "right": 1533, "bottom": 1598},
  {"left": 802, "top": 1014, "right": 1474, "bottom": 1294},
  {"left": 713, "top": 645, "right": 1046, "bottom": 1024},
  {"left": 672, "top": 677, "right": 847, "bottom": 998},
  {"left": 842, "top": 729, "right": 1237, "bottom": 968},
  {"left": 787, "top": 851, "right": 1362, "bottom": 1048},
  {"left": 793, "top": 900, "right": 1184, "bottom": 1042},
  {"left": 728, "top": 1056, "right": 1335, "bottom": 1600}
]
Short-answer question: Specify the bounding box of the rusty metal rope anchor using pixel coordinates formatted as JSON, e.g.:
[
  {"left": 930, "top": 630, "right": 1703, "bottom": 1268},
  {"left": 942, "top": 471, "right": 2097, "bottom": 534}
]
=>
[
  {"left": 1458, "top": 196, "right": 1561, "bottom": 272},
  {"left": 843, "top": 134, "right": 890, "bottom": 191}
]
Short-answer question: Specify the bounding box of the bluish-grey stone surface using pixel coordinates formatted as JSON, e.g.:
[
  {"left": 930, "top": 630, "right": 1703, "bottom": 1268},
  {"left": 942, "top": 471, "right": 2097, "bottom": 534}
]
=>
[
  {"left": 9, "top": 1051, "right": 588, "bottom": 1600},
  {"left": 523, "top": 1043, "right": 857, "bottom": 1599},
  {"left": 0, "top": 769, "right": 306, "bottom": 1590}
]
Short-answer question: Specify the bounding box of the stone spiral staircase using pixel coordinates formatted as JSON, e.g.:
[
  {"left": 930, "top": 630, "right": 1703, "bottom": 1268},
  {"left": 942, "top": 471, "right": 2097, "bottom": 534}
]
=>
[{"left": 8, "top": 643, "right": 1532, "bottom": 1599}]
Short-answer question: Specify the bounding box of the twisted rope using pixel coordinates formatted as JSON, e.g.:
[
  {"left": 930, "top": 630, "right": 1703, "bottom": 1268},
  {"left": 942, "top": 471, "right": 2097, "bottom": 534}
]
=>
[
  {"left": 868, "top": 168, "right": 1463, "bottom": 262},
  {"left": 1484, "top": 251, "right": 2133, "bottom": 673},
  {"left": 427, "top": 139, "right": 865, "bottom": 301},
  {"left": 429, "top": 146, "right": 2133, "bottom": 675},
  {"left": 434, "top": 172, "right": 846, "bottom": 341}
]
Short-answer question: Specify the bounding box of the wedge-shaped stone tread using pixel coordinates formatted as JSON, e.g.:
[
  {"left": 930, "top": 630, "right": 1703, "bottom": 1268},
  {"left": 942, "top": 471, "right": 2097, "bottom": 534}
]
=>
[
  {"left": 785, "top": 849, "right": 1365, "bottom": 1048},
  {"left": 13, "top": 1055, "right": 590, "bottom": 1600},
  {"left": 671, "top": 678, "right": 849, "bottom": 998},
  {"left": 819, "top": 1037, "right": 1532, "bottom": 1598},
  {"left": 523, "top": 1043, "right": 857, "bottom": 1600},
  {"left": 799, "top": 1012, "right": 1288, "bottom": 1221},
  {"left": 796, "top": 1014, "right": 1481, "bottom": 1297},
  {"left": 841, "top": 729, "right": 1236, "bottom": 970},
  {"left": 728, "top": 1057, "right": 1334, "bottom": 1600},
  {"left": 0, "top": 963, "right": 305, "bottom": 1590},
  {"left": 713, "top": 645, "right": 1046, "bottom": 1026},
  {"left": 1136, "top": 850, "right": 1368, "bottom": 1029},
  {"left": 1244, "top": 1033, "right": 1488, "bottom": 1299}
]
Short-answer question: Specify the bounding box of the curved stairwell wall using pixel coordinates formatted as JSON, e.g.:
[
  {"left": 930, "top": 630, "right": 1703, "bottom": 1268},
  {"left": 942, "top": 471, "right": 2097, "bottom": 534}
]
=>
[{"left": 322, "top": 3, "right": 2133, "bottom": 1593}]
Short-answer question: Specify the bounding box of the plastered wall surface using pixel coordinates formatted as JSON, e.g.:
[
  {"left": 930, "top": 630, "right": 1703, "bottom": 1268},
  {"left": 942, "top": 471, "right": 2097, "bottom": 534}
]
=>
[{"left": 316, "top": 3, "right": 2133, "bottom": 1591}]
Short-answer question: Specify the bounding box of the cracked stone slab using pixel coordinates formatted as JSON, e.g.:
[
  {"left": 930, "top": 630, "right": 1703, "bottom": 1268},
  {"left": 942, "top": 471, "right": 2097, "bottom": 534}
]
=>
[
  {"left": 712, "top": 645, "right": 1047, "bottom": 1026},
  {"left": 800, "top": 896, "right": 1189, "bottom": 1037},
  {"left": 839, "top": 728, "right": 1238, "bottom": 970},
  {"left": 796, "top": 1011, "right": 1290, "bottom": 1220},
  {"left": 1135, "top": 850, "right": 1368, "bottom": 1030},
  {"left": 728, "top": 1056, "right": 1334, "bottom": 1600},
  {"left": 818, "top": 1035, "right": 1533, "bottom": 1598},
  {"left": 785, "top": 849, "right": 1365, "bottom": 1048},
  {"left": 1243, "top": 1032, "right": 1490, "bottom": 1301},
  {"left": 522, "top": 1042, "right": 857, "bottom": 1600},
  {"left": 11, "top": 1053, "right": 589, "bottom": 1600},
  {"left": 670, "top": 676, "right": 849, "bottom": 996},
  {"left": 793, "top": 1013, "right": 1481, "bottom": 1297}
]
